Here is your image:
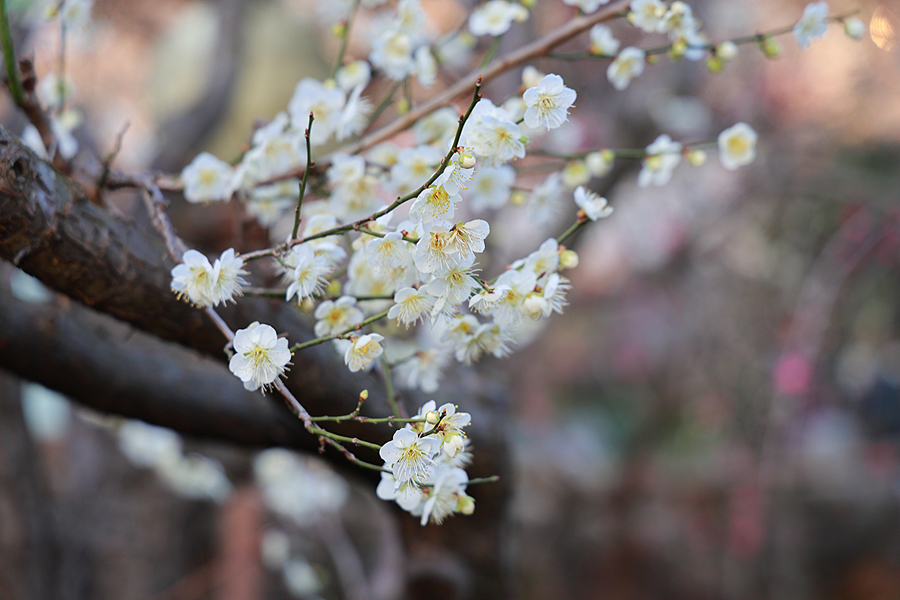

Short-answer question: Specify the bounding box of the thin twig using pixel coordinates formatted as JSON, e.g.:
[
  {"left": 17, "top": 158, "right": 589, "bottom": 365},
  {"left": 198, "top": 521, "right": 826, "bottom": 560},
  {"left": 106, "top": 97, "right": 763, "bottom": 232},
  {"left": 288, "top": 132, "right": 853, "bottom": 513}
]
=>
[{"left": 291, "top": 111, "right": 315, "bottom": 240}]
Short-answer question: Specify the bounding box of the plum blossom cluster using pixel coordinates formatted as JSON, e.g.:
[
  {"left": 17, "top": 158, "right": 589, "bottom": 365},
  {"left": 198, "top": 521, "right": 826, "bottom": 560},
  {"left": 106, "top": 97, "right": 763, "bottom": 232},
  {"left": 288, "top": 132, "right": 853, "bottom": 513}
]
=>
[
  {"left": 159, "top": 0, "right": 854, "bottom": 526},
  {"left": 377, "top": 401, "right": 475, "bottom": 525}
]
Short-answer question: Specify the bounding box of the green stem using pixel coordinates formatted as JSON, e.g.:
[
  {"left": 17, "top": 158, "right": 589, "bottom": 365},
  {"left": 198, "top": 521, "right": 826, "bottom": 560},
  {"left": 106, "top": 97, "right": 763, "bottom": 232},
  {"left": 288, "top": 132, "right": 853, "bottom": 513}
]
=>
[
  {"left": 319, "top": 436, "right": 387, "bottom": 471},
  {"left": 291, "top": 112, "right": 315, "bottom": 240},
  {"left": 480, "top": 35, "right": 502, "bottom": 68},
  {"left": 0, "top": 0, "right": 24, "bottom": 106},
  {"left": 467, "top": 475, "right": 500, "bottom": 485},
  {"left": 328, "top": 0, "right": 361, "bottom": 81},
  {"left": 289, "top": 308, "right": 391, "bottom": 352},
  {"left": 310, "top": 426, "right": 382, "bottom": 450},
  {"left": 557, "top": 219, "right": 587, "bottom": 245}
]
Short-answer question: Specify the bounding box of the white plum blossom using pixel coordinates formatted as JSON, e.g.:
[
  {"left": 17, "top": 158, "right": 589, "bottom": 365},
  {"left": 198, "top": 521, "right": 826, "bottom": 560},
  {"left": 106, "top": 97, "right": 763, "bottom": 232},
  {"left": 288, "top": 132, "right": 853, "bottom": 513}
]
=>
[
  {"left": 418, "top": 465, "right": 471, "bottom": 525},
  {"left": 371, "top": 29, "right": 415, "bottom": 80},
  {"left": 414, "top": 47, "right": 438, "bottom": 87},
  {"left": 391, "top": 145, "right": 443, "bottom": 196},
  {"left": 409, "top": 185, "right": 463, "bottom": 226},
  {"left": 171, "top": 250, "right": 214, "bottom": 305},
  {"left": 171, "top": 248, "right": 246, "bottom": 307},
  {"left": 285, "top": 245, "right": 332, "bottom": 303},
  {"left": 421, "top": 401, "right": 471, "bottom": 456},
  {"left": 344, "top": 333, "right": 385, "bottom": 372},
  {"left": 336, "top": 60, "right": 372, "bottom": 92},
  {"left": 209, "top": 249, "right": 248, "bottom": 306},
  {"left": 229, "top": 322, "right": 291, "bottom": 392},
  {"left": 336, "top": 85, "right": 372, "bottom": 141},
  {"left": 522, "top": 74, "right": 577, "bottom": 131},
  {"left": 287, "top": 78, "right": 346, "bottom": 146},
  {"left": 638, "top": 134, "right": 682, "bottom": 187},
  {"left": 438, "top": 148, "right": 476, "bottom": 195},
  {"left": 521, "top": 65, "right": 545, "bottom": 89},
  {"left": 793, "top": 2, "right": 829, "bottom": 49},
  {"left": 589, "top": 24, "right": 620, "bottom": 56},
  {"left": 628, "top": 0, "right": 667, "bottom": 33},
  {"left": 388, "top": 287, "right": 435, "bottom": 327},
  {"left": 425, "top": 255, "right": 479, "bottom": 317},
  {"left": 607, "top": 46, "right": 645, "bottom": 91},
  {"left": 468, "top": 0, "right": 528, "bottom": 37},
  {"left": 447, "top": 219, "right": 490, "bottom": 263},
  {"left": 454, "top": 321, "right": 513, "bottom": 364},
  {"left": 522, "top": 273, "right": 570, "bottom": 319},
  {"left": 376, "top": 472, "right": 424, "bottom": 510},
  {"left": 717, "top": 122, "right": 758, "bottom": 171},
  {"left": 661, "top": 1, "right": 698, "bottom": 39},
  {"left": 462, "top": 98, "right": 526, "bottom": 164},
  {"left": 379, "top": 428, "right": 441, "bottom": 486},
  {"left": 314, "top": 296, "right": 364, "bottom": 336},
  {"left": 523, "top": 238, "right": 561, "bottom": 276},
  {"left": 367, "top": 231, "right": 411, "bottom": 272},
  {"left": 415, "top": 224, "right": 459, "bottom": 274},
  {"left": 181, "top": 153, "right": 233, "bottom": 203},
  {"left": 396, "top": 0, "right": 428, "bottom": 39},
  {"left": 573, "top": 186, "right": 614, "bottom": 220}
]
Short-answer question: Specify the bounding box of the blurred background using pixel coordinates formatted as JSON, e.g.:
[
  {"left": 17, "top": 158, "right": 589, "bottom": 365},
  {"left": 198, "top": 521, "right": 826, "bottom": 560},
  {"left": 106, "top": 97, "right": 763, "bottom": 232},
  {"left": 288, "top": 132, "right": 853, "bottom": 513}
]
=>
[{"left": 2, "top": 0, "right": 900, "bottom": 598}]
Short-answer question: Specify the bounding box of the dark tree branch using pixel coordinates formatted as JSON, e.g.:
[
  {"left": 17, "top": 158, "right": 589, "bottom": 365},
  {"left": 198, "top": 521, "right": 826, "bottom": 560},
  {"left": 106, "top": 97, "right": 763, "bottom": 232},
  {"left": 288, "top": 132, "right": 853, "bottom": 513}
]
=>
[{"left": 0, "top": 277, "right": 318, "bottom": 451}]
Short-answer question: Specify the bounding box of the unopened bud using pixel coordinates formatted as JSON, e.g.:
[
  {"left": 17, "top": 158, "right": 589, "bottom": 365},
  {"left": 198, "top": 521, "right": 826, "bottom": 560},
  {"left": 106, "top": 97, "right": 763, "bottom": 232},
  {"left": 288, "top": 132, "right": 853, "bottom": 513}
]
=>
[
  {"left": 511, "top": 190, "right": 526, "bottom": 206},
  {"left": 705, "top": 55, "right": 724, "bottom": 73},
  {"left": 359, "top": 389, "right": 369, "bottom": 401},
  {"left": 425, "top": 410, "right": 440, "bottom": 425},
  {"left": 444, "top": 434, "right": 465, "bottom": 458},
  {"left": 459, "top": 152, "right": 476, "bottom": 169},
  {"left": 717, "top": 40, "right": 738, "bottom": 61},
  {"left": 521, "top": 65, "right": 544, "bottom": 89},
  {"left": 844, "top": 17, "right": 865, "bottom": 41},
  {"left": 759, "top": 36, "right": 782, "bottom": 59},
  {"left": 521, "top": 294, "right": 544, "bottom": 320},
  {"left": 560, "top": 249, "right": 579, "bottom": 270},
  {"left": 396, "top": 98, "right": 410, "bottom": 114},
  {"left": 457, "top": 493, "right": 475, "bottom": 515},
  {"left": 688, "top": 149, "right": 707, "bottom": 166},
  {"left": 668, "top": 40, "right": 687, "bottom": 60},
  {"left": 326, "top": 279, "right": 342, "bottom": 298}
]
